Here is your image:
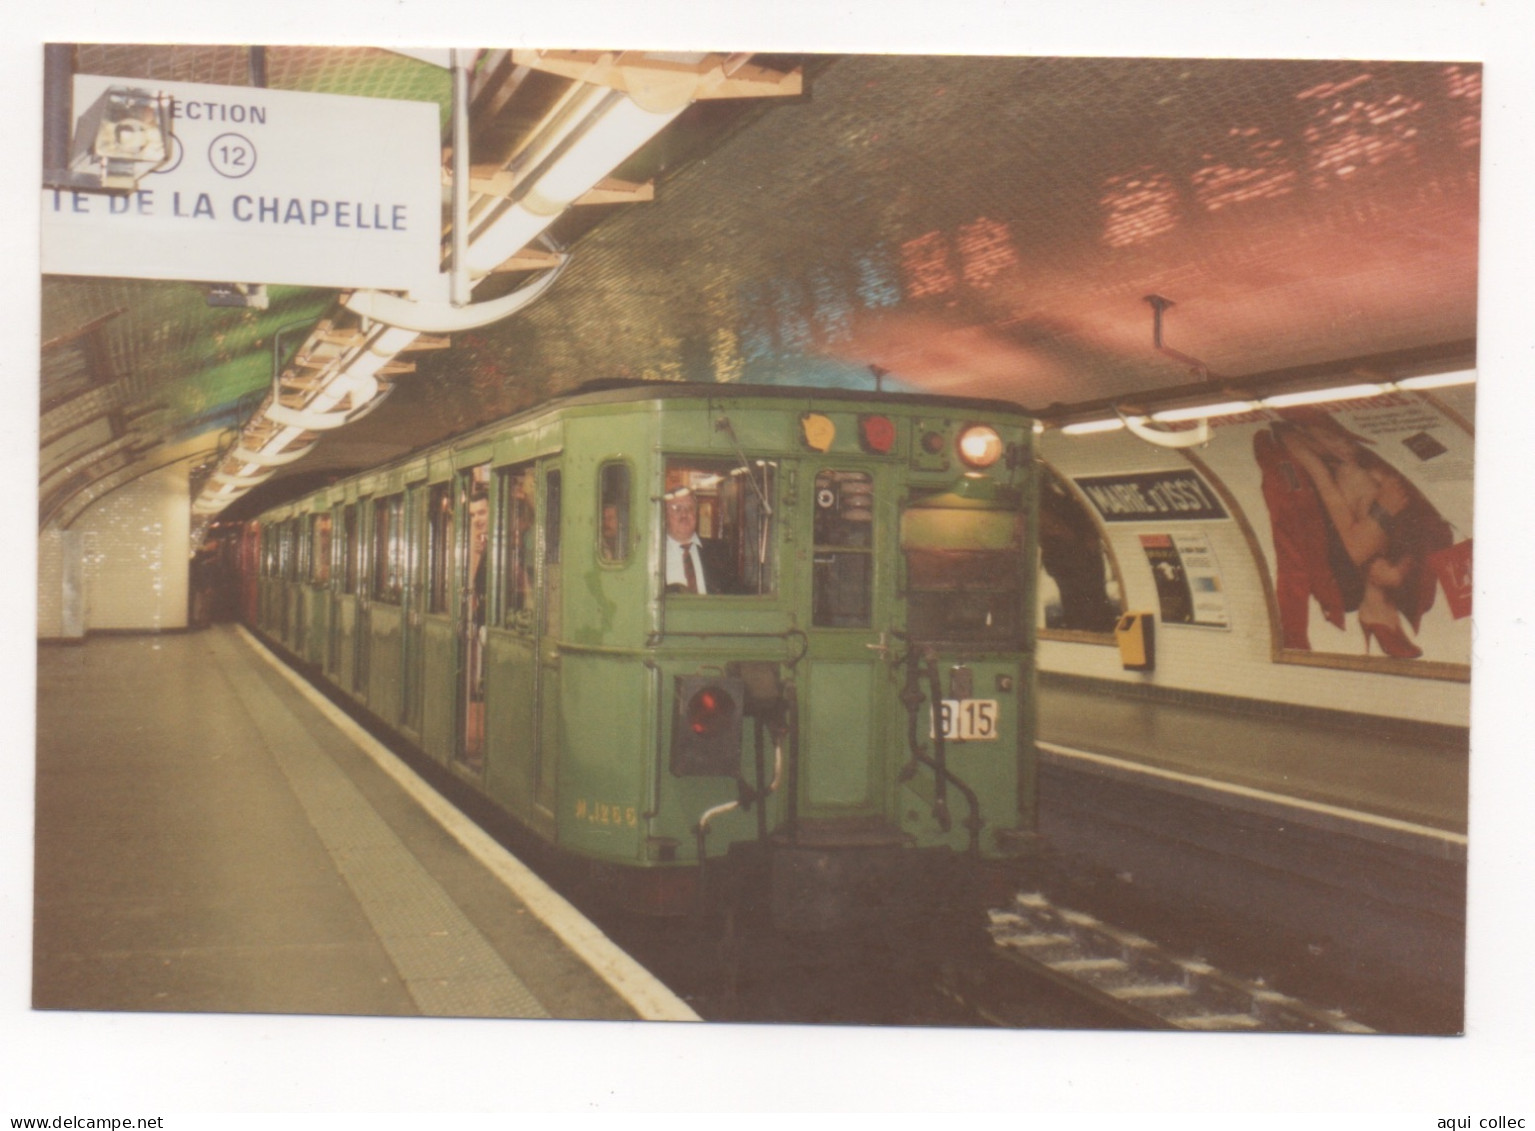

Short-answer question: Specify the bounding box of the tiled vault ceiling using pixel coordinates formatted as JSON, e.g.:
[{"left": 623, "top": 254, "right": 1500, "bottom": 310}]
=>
[{"left": 39, "top": 49, "right": 1479, "bottom": 524}]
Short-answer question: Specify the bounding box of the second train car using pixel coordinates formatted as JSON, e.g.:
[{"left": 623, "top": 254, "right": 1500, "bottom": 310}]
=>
[{"left": 247, "top": 382, "right": 1040, "bottom": 923}]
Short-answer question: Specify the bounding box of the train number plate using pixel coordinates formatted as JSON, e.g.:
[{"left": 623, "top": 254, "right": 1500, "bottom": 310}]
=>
[{"left": 934, "top": 698, "right": 1000, "bottom": 741}]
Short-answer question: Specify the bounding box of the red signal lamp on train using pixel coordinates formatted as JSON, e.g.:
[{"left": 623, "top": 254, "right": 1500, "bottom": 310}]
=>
[
  {"left": 671, "top": 675, "right": 745, "bottom": 777},
  {"left": 957, "top": 424, "right": 1004, "bottom": 469},
  {"left": 688, "top": 688, "right": 732, "bottom": 735},
  {"left": 859, "top": 414, "right": 896, "bottom": 454}
]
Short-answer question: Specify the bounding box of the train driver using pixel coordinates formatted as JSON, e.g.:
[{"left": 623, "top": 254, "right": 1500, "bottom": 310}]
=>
[{"left": 663, "top": 488, "right": 731, "bottom": 595}]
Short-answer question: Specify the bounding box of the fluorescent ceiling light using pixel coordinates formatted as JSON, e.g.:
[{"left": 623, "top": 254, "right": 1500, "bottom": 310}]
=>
[
  {"left": 1060, "top": 418, "right": 1128, "bottom": 435},
  {"left": 1149, "top": 400, "right": 1256, "bottom": 423},
  {"left": 466, "top": 96, "right": 684, "bottom": 276},
  {"left": 1398, "top": 369, "right": 1476, "bottom": 391},
  {"left": 1261, "top": 383, "right": 1388, "bottom": 409}
]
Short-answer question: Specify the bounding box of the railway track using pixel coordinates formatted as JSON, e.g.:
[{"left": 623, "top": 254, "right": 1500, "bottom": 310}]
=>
[{"left": 971, "top": 892, "right": 1374, "bottom": 1032}]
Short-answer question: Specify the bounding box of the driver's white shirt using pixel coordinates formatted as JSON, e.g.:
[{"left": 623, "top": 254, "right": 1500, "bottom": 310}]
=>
[{"left": 665, "top": 534, "right": 708, "bottom": 594}]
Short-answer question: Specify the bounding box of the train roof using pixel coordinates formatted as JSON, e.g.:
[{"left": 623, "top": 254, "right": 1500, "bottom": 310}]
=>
[
  {"left": 548, "top": 379, "right": 1033, "bottom": 418},
  {"left": 251, "top": 380, "right": 1034, "bottom": 517}
]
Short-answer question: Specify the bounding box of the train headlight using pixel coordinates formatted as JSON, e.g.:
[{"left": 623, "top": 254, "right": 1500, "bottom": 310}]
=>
[
  {"left": 957, "top": 424, "right": 1004, "bottom": 469},
  {"left": 671, "top": 675, "right": 745, "bottom": 777}
]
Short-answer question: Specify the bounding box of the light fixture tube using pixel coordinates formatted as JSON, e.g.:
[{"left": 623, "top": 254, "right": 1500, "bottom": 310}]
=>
[
  {"left": 1149, "top": 400, "right": 1256, "bottom": 423},
  {"left": 1397, "top": 369, "right": 1476, "bottom": 391},
  {"left": 1060, "top": 418, "right": 1128, "bottom": 435},
  {"left": 1261, "top": 383, "right": 1388, "bottom": 409},
  {"left": 466, "top": 96, "right": 685, "bottom": 276}
]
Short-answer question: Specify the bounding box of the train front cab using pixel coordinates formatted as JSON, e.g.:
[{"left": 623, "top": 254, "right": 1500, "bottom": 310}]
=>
[{"left": 547, "top": 393, "right": 1039, "bottom": 922}]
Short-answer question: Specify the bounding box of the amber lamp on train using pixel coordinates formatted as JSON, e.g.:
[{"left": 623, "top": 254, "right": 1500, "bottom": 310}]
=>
[{"left": 957, "top": 424, "right": 1004, "bottom": 469}]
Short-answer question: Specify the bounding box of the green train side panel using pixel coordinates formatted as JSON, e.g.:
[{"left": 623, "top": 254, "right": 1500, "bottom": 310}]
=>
[
  {"left": 557, "top": 409, "right": 656, "bottom": 650},
  {"left": 484, "top": 628, "right": 540, "bottom": 830},
  {"left": 801, "top": 660, "right": 880, "bottom": 810},
  {"left": 367, "top": 605, "right": 403, "bottom": 724},
  {"left": 553, "top": 652, "right": 649, "bottom": 862},
  {"left": 420, "top": 614, "right": 457, "bottom": 766},
  {"left": 305, "top": 586, "right": 329, "bottom": 668},
  {"left": 331, "top": 595, "right": 358, "bottom": 691}
]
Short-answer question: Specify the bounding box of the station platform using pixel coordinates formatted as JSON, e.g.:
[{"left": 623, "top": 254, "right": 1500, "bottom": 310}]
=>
[
  {"left": 33, "top": 625, "right": 698, "bottom": 1022},
  {"left": 1036, "top": 671, "right": 1468, "bottom": 846}
]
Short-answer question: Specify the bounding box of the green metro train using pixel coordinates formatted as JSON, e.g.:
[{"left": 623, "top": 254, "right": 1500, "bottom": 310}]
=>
[{"left": 245, "top": 382, "right": 1040, "bottom": 921}]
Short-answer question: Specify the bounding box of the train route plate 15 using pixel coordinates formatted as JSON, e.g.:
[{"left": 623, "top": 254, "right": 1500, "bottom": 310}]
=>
[{"left": 934, "top": 699, "right": 1000, "bottom": 741}]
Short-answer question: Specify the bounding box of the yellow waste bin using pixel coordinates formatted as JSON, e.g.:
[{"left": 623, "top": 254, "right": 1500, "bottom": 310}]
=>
[{"left": 1115, "top": 612, "right": 1155, "bottom": 671}]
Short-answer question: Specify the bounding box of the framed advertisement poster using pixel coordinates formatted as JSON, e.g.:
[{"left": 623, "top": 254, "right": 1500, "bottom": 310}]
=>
[
  {"left": 1187, "top": 392, "right": 1472, "bottom": 675},
  {"left": 1139, "top": 531, "right": 1231, "bottom": 628}
]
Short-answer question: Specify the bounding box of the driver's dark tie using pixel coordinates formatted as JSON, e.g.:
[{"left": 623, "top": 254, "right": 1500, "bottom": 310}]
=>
[{"left": 683, "top": 544, "right": 698, "bottom": 593}]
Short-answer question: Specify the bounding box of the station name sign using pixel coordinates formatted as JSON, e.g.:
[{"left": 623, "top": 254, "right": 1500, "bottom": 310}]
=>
[
  {"left": 1073, "top": 470, "right": 1228, "bottom": 523},
  {"left": 42, "top": 76, "right": 441, "bottom": 291}
]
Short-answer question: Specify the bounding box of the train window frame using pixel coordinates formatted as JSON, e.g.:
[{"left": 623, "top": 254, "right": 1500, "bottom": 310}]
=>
[
  {"left": 598, "top": 461, "right": 632, "bottom": 565},
  {"left": 309, "top": 512, "right": 332, "bottom": 586},
  {"left": 427, "top": 481, "right": 453, "bottom": 615},
  {"left": 341, "top": 503, "right": 359, "bottom": 595},
  {"left": 372, "top": 493, "right": 405, "bottom": 605},
  {"left": 661, "top": 456, "right": 778, "bottom": 598},
  {"left": 811, "top": 468, "right": 875, "bottom": 629},
  {"left": 545, "top": 469, "right": 562, "bottom": 566},
  {"left": 900, "top": 491, "right": 1026, "bottom": 647},
  {"left": 296, "top": 518, "right": 311, "bottom": 582},
  {"left": 499, "top": 463, "right": 538, "bottom": 629}
]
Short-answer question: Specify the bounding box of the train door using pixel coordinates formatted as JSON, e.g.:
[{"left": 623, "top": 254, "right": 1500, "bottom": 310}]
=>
[
  {"left": 307, "top": 510, "right": 332, "bottom": 666},
  {"left": 798, "top": 466, "right": 893, "bottom": 825},
  {"left": 535, "top": 463, "right": 562, "bottom": 815},
  {"left": 400, "top": 481, "right": 427, "bottom": 736},
  {"left": 456, "top": 465, "right": 491, "bottom": 771},
  {"left": 353, "top": 498, "right": 371, "bottom": 698},
  {"left": 326, "top": 504, "right": 345, "bottom": 677},
  {"left": 278, "top": 521, "right": 294, "bottom": 643},
  {"left": 489, "top": 463, "right": 541, "bottom": 818},
  {"left": 292, "top": 519, "right": 309, "bottom": 656}
]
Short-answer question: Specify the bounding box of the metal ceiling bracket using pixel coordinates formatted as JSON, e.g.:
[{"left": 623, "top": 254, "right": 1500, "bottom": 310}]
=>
[
  {"left": 1118, "top": 407, "right": 1211, "bottom": 449},
  {"left": 226, "top": 442, "right": 317, "bottom": 467},
  {"left": 1145, "top": 294, "right": 1217, "bottom": 382},
  {"left": 343, "top": 263, "right": 566, "bottom": 333},
  {"left": 211, "top": 468, "right": 276, "bottom": 488}
]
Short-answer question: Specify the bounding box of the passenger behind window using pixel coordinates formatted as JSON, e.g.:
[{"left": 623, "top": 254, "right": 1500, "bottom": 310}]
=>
[{"left": 662, "top": 488, "right": 734, "bottom": 594}]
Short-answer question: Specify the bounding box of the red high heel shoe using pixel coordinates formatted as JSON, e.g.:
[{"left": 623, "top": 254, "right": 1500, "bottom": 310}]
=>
[{"left": 1361, "top": 620, "right": 1422, "bottom": 659}]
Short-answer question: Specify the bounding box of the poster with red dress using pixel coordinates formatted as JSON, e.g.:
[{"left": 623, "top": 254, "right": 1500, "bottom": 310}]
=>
[{"left": 1190, "top": 391, "right": 1472, "bottom": 670}]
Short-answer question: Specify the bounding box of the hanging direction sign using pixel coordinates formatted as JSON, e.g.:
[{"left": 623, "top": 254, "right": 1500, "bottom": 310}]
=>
[{"left": 42, "top": 75, "right": 442, "bottom": 291}]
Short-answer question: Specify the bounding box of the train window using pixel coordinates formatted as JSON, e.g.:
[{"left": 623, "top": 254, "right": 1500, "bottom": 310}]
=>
[
  {"left": 543, "top": 469, "right": 562, "bottom": 637},
  {"left": 341, "top": 504, "right": 358, "bottom": 594},
  {"left": 901, "top": 497, "right": 1024, "bottom": 644},
  {"left": 545, "top": 470, "right": 562, "bottom": 565},
  {"left": 500, "top": 466, "right": 537, "bottom": 623},
  {"left": 280, "top": 521, "right": 297, "bottom": 581},
  {"left": 372, "top": 494, "right": 405, "bottom": 604},
  {"left": 427, "top": 483, "right": 453, "bottom": 614},
  {"left": 296, "top": 520, "right": 311, "bottom": 581},
  {"left": 599, "top": 462, "right": 630, "bottom": 563},
  {"left": 812, "top": 470, "right": 874, "bottom": 627},
  {"left": 662, "top": 458, "right": 776, "bottom": 596},
  {"left": 310, "top": 514, "right": 331, "bottom": 585}
]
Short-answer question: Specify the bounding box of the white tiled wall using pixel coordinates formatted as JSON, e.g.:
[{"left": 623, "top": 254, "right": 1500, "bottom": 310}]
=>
[
  {"left": 37, "top": 466, "right": 191, "bottom": 637},
  {"left": 1038, "top": 429, "right": 1471, "bottom": 727}
]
